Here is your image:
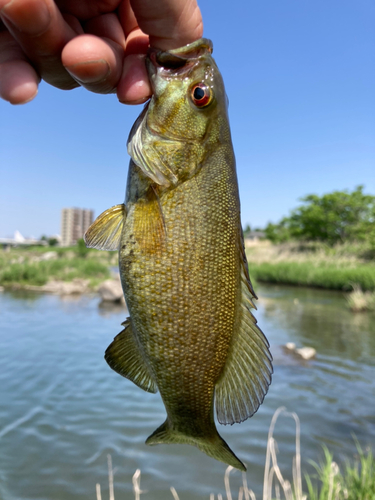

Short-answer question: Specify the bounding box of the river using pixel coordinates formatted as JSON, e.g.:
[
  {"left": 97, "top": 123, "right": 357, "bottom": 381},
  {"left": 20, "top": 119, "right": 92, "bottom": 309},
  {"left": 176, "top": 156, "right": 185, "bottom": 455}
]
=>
[{"left": 0, "top": 284, "right": 374, "bottom": 499}]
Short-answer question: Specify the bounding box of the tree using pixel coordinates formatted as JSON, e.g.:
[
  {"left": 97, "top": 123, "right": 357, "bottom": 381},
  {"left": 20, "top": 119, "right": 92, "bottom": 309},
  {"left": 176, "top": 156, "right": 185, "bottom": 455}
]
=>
[
  {"left": 243, "top": 224, "right": 251, "bottom": 237},
  {"left": 76, "top": 238, "right": 90, "bottom": 258},
  {"left": 264, "top": 219, "right": 292, "bottom": 243},
  {"left": 265, "top": 186, "right": 375, "bottom": 245}
]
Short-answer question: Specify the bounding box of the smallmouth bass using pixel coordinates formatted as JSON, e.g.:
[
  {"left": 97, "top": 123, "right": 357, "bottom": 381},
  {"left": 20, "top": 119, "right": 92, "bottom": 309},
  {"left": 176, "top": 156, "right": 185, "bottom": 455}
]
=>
[{"left": 85, "top": 38, "right": 272, "bottom": 471}]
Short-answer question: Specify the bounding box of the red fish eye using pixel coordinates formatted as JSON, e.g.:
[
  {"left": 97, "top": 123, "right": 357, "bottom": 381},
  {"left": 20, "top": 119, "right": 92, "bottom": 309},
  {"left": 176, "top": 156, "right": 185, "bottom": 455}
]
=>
[{"left": 190, "top": 83, "right": 212, "bottom": 107}]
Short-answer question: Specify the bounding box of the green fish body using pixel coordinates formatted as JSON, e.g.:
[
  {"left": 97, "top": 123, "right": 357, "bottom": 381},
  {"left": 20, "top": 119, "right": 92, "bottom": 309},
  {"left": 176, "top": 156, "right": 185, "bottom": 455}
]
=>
[{"left": 85, "top": 39, "right": 272, "bottom": 471}]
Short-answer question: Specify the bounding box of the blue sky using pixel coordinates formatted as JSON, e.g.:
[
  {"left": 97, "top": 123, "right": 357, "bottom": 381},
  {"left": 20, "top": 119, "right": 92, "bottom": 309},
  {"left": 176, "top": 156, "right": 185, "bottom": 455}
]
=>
[{"left": 1, "top": 0, "right": 374, "bottom": 238}]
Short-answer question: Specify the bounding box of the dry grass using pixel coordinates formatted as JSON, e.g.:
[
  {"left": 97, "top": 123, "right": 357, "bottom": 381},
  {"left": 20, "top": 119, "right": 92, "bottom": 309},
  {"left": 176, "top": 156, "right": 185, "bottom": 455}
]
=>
[
  {"left": 345, "top": 285, "right": 375, "bottom": 312},
  {"left": 245, "top": 242, "right": 375, "bottom": 291},
  {"left": 245, "top": 241, "right": 371, "bottom": 267}
]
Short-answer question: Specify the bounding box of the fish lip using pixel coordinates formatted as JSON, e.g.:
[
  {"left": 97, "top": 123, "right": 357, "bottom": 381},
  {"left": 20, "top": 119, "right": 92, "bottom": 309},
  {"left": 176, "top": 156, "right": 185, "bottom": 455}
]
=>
[{"left": 146, "top": 38, "right": 213, "bottom": 77}]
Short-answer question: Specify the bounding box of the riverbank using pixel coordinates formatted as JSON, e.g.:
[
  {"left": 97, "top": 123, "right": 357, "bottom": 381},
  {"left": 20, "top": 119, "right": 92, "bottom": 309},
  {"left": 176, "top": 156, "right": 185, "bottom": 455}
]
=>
[
  {"left": 1, "top": 241, "right": 375, "bottom": 295},
  {"left": 0, "top": 245, "right": 115, "bottom": 291},
  {"left": 246, "top": 240, "right": 375, "bottom": 292}
]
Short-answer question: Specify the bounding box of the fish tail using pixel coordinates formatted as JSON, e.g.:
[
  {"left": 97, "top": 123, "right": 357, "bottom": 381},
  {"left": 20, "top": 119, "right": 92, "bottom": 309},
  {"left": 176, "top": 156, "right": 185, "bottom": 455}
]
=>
[{"left": 145, "top": 420, "right": 246, "bottom": 471}]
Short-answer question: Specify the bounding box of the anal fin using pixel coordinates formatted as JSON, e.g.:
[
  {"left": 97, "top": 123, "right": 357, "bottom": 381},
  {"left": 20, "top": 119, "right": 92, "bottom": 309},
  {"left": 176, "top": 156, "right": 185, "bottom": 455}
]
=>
[{"left": 105, "top": 318, "right": 157, "bottom": 394}]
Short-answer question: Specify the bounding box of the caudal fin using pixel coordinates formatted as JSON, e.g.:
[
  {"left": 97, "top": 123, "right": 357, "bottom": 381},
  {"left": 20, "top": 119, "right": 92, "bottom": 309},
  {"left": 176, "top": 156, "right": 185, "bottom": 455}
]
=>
[{"left": 146, "top": 420, "right": 246, "bottom": 471}]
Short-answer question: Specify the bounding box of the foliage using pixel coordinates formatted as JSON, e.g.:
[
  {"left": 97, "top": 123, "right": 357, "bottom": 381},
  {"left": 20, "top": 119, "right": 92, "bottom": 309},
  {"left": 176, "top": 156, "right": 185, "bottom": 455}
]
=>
[
  {"left": 343, "top": 443, "right": 375, "bottom": 500},
  {"left": 265, "top": 186, "right": 375, "bottom": 245},
  {"left": 305, "top": 443, "right": 375, "bottom": 500},
  {"left": 243, "top": 224, "right": 251, "bottom": 237},
  {"left": 48, "top": 237, "right": 59, "bottom": 246},
  {"left": 0, "top": 255, "right": 110, "bottom": 287},
  {"left": 76, "top": 238, "right": 90, "bottom": 258},
  {"left": 305, "top": 446, "right": 342, "bottom": 500}
]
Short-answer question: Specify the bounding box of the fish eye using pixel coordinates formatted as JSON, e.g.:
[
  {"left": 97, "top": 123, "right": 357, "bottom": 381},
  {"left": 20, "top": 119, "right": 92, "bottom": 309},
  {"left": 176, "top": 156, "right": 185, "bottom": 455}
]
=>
[{"left": 190, "top": 83, "right": 212, "bottom": 108}]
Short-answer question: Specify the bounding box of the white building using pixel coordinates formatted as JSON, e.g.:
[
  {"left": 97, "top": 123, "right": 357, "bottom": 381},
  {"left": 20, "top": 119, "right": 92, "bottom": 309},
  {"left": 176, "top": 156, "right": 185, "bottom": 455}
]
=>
[{"left": 61, "top": 208, "right": 94, "bottom": 247}]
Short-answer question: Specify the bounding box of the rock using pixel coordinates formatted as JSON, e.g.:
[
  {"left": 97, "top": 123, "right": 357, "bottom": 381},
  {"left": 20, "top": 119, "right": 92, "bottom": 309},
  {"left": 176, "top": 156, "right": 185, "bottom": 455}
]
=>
[
  {"left": 285, "top": 342, "right": 296, "bottom": 351},
  {"left": 10, "top": 256, "right": 25, "bottom": 264},
  {"left": 28, "top": 279, "right": 90, "bottom": 295},
  {"left": 283, "top": 343, "right": 316, "bottom": 360},
  {"left": 97, "top": 278, "right": 125, "bottom": 303},
  {"left": 0, "top": 286, "right": 4, "bottom": 292},
  {"left": 295, "top": 347, "right": 316, "bottom": 360},
  {"left": 38, "top": 251, "right": 58, "bottom": 261},
  {"left": 59, "top": 279, "right": 89, "bottom": 295},
  {"left": 98, "top": 300, "right": 127, "bottom": 316}
]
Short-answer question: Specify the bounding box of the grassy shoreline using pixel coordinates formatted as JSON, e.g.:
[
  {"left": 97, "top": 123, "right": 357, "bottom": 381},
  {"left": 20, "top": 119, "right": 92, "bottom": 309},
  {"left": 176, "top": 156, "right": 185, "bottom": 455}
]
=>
[
  {"left": 246, "top": 241, "right": 375, "bottom": 292},
  {"left": 0, "top": 245, "right": 115, "bottom": 290},
  {"left": 1, "top": 241, "right": 375, "bottom": 294}
]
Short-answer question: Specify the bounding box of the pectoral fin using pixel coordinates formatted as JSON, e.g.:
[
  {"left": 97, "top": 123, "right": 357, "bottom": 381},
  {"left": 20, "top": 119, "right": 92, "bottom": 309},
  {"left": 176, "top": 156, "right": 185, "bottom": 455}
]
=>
[
  {"left": 84, "top": 204, "right": 125, "bottom": 251},
  {"left": 133, "top": 186, "right": 166, "bottom": 256},
  {"left": 105, "top": 319, "right": 158, "bottom": 394},
  {"left": 215, "top": 228, "right": 273, "bottom": 425}
]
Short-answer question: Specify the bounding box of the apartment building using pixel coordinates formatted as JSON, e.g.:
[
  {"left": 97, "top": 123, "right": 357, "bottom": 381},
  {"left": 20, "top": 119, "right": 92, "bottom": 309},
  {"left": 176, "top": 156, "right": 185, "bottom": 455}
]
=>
[{"left": 61, "top": 208, "right": 94, "bottom": 247}]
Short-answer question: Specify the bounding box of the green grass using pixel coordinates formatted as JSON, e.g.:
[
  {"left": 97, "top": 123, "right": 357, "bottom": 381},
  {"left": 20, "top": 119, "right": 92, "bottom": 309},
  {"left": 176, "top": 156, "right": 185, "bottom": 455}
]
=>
[
  {"left": 305, "top": 443, "right": 375, "bottom": 500},
  {"left": 0, "top": 248, "right": 116, "bottom": 286},
  {"left": 246, "top": 240, "right": 375, "bottom": 291},
  {"left": 248, "top": 261, "right": 375, "bottom": 291}
]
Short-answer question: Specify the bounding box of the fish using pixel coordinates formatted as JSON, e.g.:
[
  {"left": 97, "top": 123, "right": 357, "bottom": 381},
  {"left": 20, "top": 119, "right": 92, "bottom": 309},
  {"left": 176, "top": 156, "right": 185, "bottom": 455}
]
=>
[{"left": 85, "top": 38, "right": 273, "bottom": 471}]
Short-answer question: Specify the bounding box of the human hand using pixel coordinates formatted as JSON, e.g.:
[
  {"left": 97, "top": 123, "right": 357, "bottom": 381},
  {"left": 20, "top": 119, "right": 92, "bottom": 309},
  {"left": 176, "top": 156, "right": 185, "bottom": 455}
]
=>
[{"left": 0, "top": 0, "right": 203, "bottom": 104}]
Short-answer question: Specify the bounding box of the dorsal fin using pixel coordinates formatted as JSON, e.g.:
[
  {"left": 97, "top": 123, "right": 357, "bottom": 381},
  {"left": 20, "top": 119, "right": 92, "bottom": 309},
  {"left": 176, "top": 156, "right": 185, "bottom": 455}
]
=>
[
  {"left": 215, "top": 227, "right": 273, "bottom": 424},
  {"left": 105, "top": 319, "right": 158, "bottom": 394},
  {"left": 84, "top": 204, "right": 125, "bottom": 251}
]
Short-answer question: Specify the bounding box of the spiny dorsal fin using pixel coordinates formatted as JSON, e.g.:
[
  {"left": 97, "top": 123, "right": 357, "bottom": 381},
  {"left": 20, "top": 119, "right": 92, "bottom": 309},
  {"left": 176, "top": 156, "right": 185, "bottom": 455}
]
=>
[
  {"left": 215, "top": 228, "right": 273, "bottom": 425},
  {"left": 84, "top": 204, "right": 125, "bottom": 251},
  {"left": 105, "top": 318, "right": 158, "bottom": 394}
]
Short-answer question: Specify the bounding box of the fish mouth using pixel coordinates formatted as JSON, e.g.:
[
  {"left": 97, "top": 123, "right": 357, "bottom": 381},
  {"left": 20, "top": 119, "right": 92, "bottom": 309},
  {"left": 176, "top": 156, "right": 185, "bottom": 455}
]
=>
[{"left": 146, "top": 38, "right": 213, "bottom": 76}]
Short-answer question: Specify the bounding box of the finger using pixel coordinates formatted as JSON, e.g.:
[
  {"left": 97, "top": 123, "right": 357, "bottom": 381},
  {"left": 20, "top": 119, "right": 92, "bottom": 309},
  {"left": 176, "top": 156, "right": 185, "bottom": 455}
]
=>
[
  {"left": 0, "top": 0, "right": 79, "bottom": 89},
  {"left": 0, "top": 31, "right": 40, "bottom": 103},
  {"left": 118, "top": 27, "right": 151, "bottom": 104},
  {"left": 55, "top": 0, "right": 122, "bottom": 21},
  {"left": 83, "top": 13, "right": 125, "bottom": 49},
  {"left": 116, "top": 3, "right": 151, "bottom": 104},
  {"left": 117, "top": 52, "right": 151, "bottom": 104},
  {"left": 61, "top": 33, "right": 124, "bottom": 94},
  {"left": 129, "top": 0, "right": 203, "bottom": 50}
]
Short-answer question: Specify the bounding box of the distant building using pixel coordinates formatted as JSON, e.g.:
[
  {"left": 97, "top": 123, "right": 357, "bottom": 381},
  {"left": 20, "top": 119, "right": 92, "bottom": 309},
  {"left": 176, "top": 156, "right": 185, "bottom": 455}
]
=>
[
  {"left": 0, "top": 230, "right": 47, "bottom": 248},
  {"left": 61, "top": 208, "right": 94, "bottom": 247},
  {"left": 244, "top": 231, "right": 267, "bottom": 248}
]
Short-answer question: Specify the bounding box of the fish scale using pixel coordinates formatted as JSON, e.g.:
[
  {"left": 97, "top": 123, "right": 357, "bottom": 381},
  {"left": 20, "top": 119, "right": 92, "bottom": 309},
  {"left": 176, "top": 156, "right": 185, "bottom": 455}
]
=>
[{"left": 85, "top": 38, "right": 273, "bottom": 470}]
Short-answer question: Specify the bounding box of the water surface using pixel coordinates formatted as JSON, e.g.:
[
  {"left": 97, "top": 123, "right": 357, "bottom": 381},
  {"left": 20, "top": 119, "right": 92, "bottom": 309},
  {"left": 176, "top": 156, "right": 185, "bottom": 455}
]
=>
[{"left": 0, "top": 285, "right": 374, "bottom": 499}]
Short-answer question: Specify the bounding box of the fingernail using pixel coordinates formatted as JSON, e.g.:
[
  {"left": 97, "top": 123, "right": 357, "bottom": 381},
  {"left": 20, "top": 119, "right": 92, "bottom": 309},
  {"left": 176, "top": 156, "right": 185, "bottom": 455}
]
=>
[
  {"left": 64, "top": 60, "right": 110, "bottom": 84},
  {"left": 1, "top": 0, "right": 51, "bottom": 36}
]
